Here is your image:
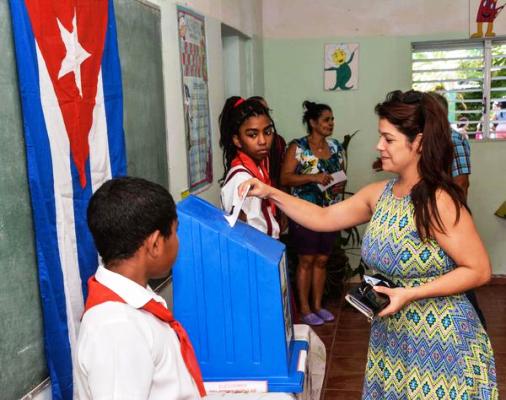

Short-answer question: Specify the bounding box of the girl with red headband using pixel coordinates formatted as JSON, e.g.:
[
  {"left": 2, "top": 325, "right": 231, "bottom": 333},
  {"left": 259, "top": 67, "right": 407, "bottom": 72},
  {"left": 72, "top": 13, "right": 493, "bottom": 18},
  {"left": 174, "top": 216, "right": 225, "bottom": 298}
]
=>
[{"left": 219, "top": 96, "right": 280, "bottom": 238}]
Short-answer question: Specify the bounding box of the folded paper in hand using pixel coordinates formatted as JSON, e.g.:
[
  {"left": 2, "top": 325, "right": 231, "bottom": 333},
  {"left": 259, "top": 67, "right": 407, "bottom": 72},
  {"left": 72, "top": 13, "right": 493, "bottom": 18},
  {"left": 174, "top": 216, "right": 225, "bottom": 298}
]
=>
[
  {"left": 224, "top": 184, "right": 250, "bottom": 227},
  {"left": 317, "top": 170, "right": 347, "bottom": 191}
]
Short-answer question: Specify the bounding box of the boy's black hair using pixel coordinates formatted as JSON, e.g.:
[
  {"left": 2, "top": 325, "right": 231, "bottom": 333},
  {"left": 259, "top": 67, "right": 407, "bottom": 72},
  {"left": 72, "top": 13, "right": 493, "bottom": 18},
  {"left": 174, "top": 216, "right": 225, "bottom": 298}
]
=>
[{"left": 87, "top": 176, "right": 177, "bottom": 265}]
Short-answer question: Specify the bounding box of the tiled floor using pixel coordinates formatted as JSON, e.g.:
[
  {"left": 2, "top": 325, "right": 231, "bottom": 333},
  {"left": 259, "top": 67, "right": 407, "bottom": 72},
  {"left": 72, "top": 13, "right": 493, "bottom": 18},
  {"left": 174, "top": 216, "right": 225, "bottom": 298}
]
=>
[{"left": 311, "top": 283, "right": 506, "bottom": 399}]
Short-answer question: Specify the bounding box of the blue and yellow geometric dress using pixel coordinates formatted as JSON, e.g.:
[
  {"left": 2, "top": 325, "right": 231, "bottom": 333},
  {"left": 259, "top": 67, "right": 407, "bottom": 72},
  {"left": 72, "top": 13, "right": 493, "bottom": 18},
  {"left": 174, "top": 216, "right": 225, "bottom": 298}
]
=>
[{"left": 361, "top": 179, "right": 498, "bottom": 399}]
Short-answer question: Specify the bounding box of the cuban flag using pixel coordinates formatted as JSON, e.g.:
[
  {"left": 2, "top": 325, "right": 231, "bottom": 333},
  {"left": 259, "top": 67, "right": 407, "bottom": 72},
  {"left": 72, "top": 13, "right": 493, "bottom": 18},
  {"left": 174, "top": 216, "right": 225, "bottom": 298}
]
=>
[{"left": 9, "top": 1, "right": 126, "bottom": 398}]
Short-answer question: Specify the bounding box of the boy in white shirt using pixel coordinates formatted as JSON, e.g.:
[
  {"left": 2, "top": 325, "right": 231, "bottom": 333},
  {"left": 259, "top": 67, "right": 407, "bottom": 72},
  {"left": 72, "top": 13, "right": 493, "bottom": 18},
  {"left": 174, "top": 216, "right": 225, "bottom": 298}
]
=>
[{"left": 75, "top": 176, "right": 205, "bottom": 400}]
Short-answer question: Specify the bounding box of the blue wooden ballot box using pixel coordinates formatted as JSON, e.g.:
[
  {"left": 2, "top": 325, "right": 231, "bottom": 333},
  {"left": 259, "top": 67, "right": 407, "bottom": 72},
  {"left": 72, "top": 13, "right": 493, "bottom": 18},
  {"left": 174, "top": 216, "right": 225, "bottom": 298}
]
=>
[{"left": 172, "top": 195, "right": 307, "bottom": 393}]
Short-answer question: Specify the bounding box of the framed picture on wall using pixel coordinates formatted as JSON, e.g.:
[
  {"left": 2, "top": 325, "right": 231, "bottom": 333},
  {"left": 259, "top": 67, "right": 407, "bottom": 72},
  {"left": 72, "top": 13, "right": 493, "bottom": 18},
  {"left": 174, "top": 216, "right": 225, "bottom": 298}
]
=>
[
  {"left": 324, "top": 43, "right": 359, "bottom": 91},
  {"left": 469, "top": 0, "right": 506, "bottom": 38}
]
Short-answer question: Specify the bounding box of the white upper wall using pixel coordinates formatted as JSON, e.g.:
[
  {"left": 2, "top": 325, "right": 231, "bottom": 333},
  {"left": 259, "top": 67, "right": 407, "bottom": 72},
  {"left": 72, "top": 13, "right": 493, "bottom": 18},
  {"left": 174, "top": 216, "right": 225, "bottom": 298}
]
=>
[
  {"left": 178, "top": 0, "right": 263, "bottom": 37},
  {"left": 263, "top": 0, "right": 471, "bottom": 38}
]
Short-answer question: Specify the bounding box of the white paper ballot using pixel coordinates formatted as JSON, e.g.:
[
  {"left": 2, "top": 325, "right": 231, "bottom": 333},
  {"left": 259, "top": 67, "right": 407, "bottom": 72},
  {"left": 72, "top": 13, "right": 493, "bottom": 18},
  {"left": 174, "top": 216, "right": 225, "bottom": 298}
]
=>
[
  {"left": 224, "top": 184, "right": 250, "bottom": 227},
  {"left": 317, "top": 170, "right": 347, "bottom": 191},
  {"left": 364, "top": 275, "right": 383, "bottom": 286}
]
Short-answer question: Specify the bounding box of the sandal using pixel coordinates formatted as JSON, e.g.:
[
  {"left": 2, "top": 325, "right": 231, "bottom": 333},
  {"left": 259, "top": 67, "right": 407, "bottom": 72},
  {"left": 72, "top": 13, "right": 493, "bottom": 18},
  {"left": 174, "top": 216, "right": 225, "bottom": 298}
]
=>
[
  {"left": 301, "top": 312, "right": 324, "bottom": 326},
  {"left": 316, "top": 308, "right": 335, "bottom": 322}
]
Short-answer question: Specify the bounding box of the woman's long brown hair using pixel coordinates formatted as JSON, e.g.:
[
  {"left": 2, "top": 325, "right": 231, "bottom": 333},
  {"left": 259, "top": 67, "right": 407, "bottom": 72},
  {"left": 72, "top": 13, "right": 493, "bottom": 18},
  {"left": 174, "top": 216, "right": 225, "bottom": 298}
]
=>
[{"left": 375, "top": 90, "right": 469, "bottom": 240}]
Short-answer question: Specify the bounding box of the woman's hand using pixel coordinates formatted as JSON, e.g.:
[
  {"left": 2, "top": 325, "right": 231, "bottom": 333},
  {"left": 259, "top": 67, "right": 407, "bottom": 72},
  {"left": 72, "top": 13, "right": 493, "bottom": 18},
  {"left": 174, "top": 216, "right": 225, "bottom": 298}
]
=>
[
  {"left": 313, "top": 173, "right": 333, "bottom": 186},
  {"left": 328, "top": 180, "right": 347, "bottom": 196},
  {"left": 333, "top": 181, "right": 346, "bottom": 192},
  {"left": 238, "top": 178, "right": 273, "bottom": 199},
  {"left": 374, "top": 286, "right": 415, "bottom": 318}
]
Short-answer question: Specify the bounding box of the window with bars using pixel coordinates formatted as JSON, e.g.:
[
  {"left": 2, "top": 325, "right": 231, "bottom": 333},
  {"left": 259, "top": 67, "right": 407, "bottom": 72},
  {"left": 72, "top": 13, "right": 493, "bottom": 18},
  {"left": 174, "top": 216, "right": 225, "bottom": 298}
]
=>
[{"left": 412, "top": 39, "right": 506, "bottom": 140}]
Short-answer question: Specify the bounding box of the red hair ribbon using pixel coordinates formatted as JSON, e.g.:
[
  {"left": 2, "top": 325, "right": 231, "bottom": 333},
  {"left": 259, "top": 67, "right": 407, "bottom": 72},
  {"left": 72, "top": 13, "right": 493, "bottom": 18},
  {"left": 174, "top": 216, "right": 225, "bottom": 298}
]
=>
[{"left": 234, "top": 98, "right": 245, "bottom": 108}]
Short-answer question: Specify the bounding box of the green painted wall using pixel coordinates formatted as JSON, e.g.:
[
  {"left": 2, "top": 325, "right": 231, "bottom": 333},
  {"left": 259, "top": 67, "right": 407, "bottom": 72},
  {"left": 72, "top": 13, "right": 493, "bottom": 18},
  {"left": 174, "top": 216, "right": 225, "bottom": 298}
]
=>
[{"left": 264, "top": 33, "right": 506, "bottom": 274}]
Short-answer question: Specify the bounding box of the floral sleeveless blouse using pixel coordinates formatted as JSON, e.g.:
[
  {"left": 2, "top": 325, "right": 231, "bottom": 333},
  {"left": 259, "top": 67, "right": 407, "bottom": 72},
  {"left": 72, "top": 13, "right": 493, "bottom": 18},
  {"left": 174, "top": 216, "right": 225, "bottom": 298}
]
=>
[{"left": 290, "top": 136, "right": 345, "bottom": 207}]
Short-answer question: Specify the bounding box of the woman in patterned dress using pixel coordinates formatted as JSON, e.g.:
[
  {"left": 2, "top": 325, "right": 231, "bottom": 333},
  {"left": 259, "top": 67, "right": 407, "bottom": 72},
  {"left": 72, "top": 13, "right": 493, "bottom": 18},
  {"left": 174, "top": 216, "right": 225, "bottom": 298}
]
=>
[
  {"left": 281, "top": 101, "right": 346, "bottom": 326},
  {"left": 239, "top": 90, "right": 498, "bottom": 399}
]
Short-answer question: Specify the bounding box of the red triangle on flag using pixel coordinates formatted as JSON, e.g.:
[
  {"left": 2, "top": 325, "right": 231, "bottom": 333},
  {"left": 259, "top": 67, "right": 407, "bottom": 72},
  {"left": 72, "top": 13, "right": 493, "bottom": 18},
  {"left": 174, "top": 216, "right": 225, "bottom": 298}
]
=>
[{"left": 25, "top": 0, "right": 109, "bottom": 188}]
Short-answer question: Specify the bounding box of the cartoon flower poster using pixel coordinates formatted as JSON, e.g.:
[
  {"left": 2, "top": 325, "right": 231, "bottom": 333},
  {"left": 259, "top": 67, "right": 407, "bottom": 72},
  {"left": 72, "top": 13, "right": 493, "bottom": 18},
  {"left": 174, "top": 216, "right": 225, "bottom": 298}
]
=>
[{"left": 324, "top": 43, "right": 359, "bottom": 91}]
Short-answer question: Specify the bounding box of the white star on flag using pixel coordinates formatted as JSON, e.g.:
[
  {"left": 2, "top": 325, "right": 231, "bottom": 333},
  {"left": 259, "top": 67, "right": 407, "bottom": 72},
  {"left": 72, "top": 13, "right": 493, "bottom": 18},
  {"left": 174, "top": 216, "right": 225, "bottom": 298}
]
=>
[{"left": 57, "top": 12, "right": 91, "bottom": 97}]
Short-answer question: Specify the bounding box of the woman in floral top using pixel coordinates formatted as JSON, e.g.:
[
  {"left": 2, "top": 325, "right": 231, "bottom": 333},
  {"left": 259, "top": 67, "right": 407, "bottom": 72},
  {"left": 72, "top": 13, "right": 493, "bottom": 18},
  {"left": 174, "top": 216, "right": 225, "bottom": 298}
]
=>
[{"left": 281, "top": 100, "right": 346, "bottom": 325}]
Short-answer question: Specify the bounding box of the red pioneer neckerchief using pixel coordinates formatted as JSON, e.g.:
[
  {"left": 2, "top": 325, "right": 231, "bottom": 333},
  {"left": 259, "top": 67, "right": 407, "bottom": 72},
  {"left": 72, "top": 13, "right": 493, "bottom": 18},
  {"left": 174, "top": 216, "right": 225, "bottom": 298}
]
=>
[
  {"left": 227, "top": 151, "right": 277, "bottom": 236},
  {"left": 230, "top": 150, "right": 276, "bottom": 215},
  {"left": 83, "top": 276, "right": 206, "bottom": 397}
]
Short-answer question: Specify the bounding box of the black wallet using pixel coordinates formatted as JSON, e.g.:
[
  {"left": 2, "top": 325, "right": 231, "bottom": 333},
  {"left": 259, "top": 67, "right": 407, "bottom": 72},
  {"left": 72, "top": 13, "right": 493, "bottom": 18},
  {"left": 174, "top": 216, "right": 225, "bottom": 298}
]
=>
[{"left": 345, "top": 274, "right": 397, "bottom": 320}]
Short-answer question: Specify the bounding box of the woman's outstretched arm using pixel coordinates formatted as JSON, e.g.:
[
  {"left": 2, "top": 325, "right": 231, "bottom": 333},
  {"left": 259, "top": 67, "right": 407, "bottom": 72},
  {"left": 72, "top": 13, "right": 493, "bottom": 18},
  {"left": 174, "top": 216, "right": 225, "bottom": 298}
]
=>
[{"left": 240, "top": 178, "right": 387, "bottom": 232}]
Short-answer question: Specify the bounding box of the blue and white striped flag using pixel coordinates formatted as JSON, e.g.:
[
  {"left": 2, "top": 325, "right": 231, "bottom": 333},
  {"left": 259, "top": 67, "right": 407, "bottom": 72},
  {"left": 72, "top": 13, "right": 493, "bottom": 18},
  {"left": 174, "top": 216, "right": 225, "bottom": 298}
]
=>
[{"left": 9, "top": 1, "right": 126, "bottom": 398}]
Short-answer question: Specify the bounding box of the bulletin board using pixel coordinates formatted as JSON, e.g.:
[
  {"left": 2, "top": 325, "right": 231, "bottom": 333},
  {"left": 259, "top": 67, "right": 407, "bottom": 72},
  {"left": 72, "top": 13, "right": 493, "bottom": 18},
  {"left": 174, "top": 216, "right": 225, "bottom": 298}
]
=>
[{"left": 177, "top": 6, "right": 213, "bottom": 192}]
